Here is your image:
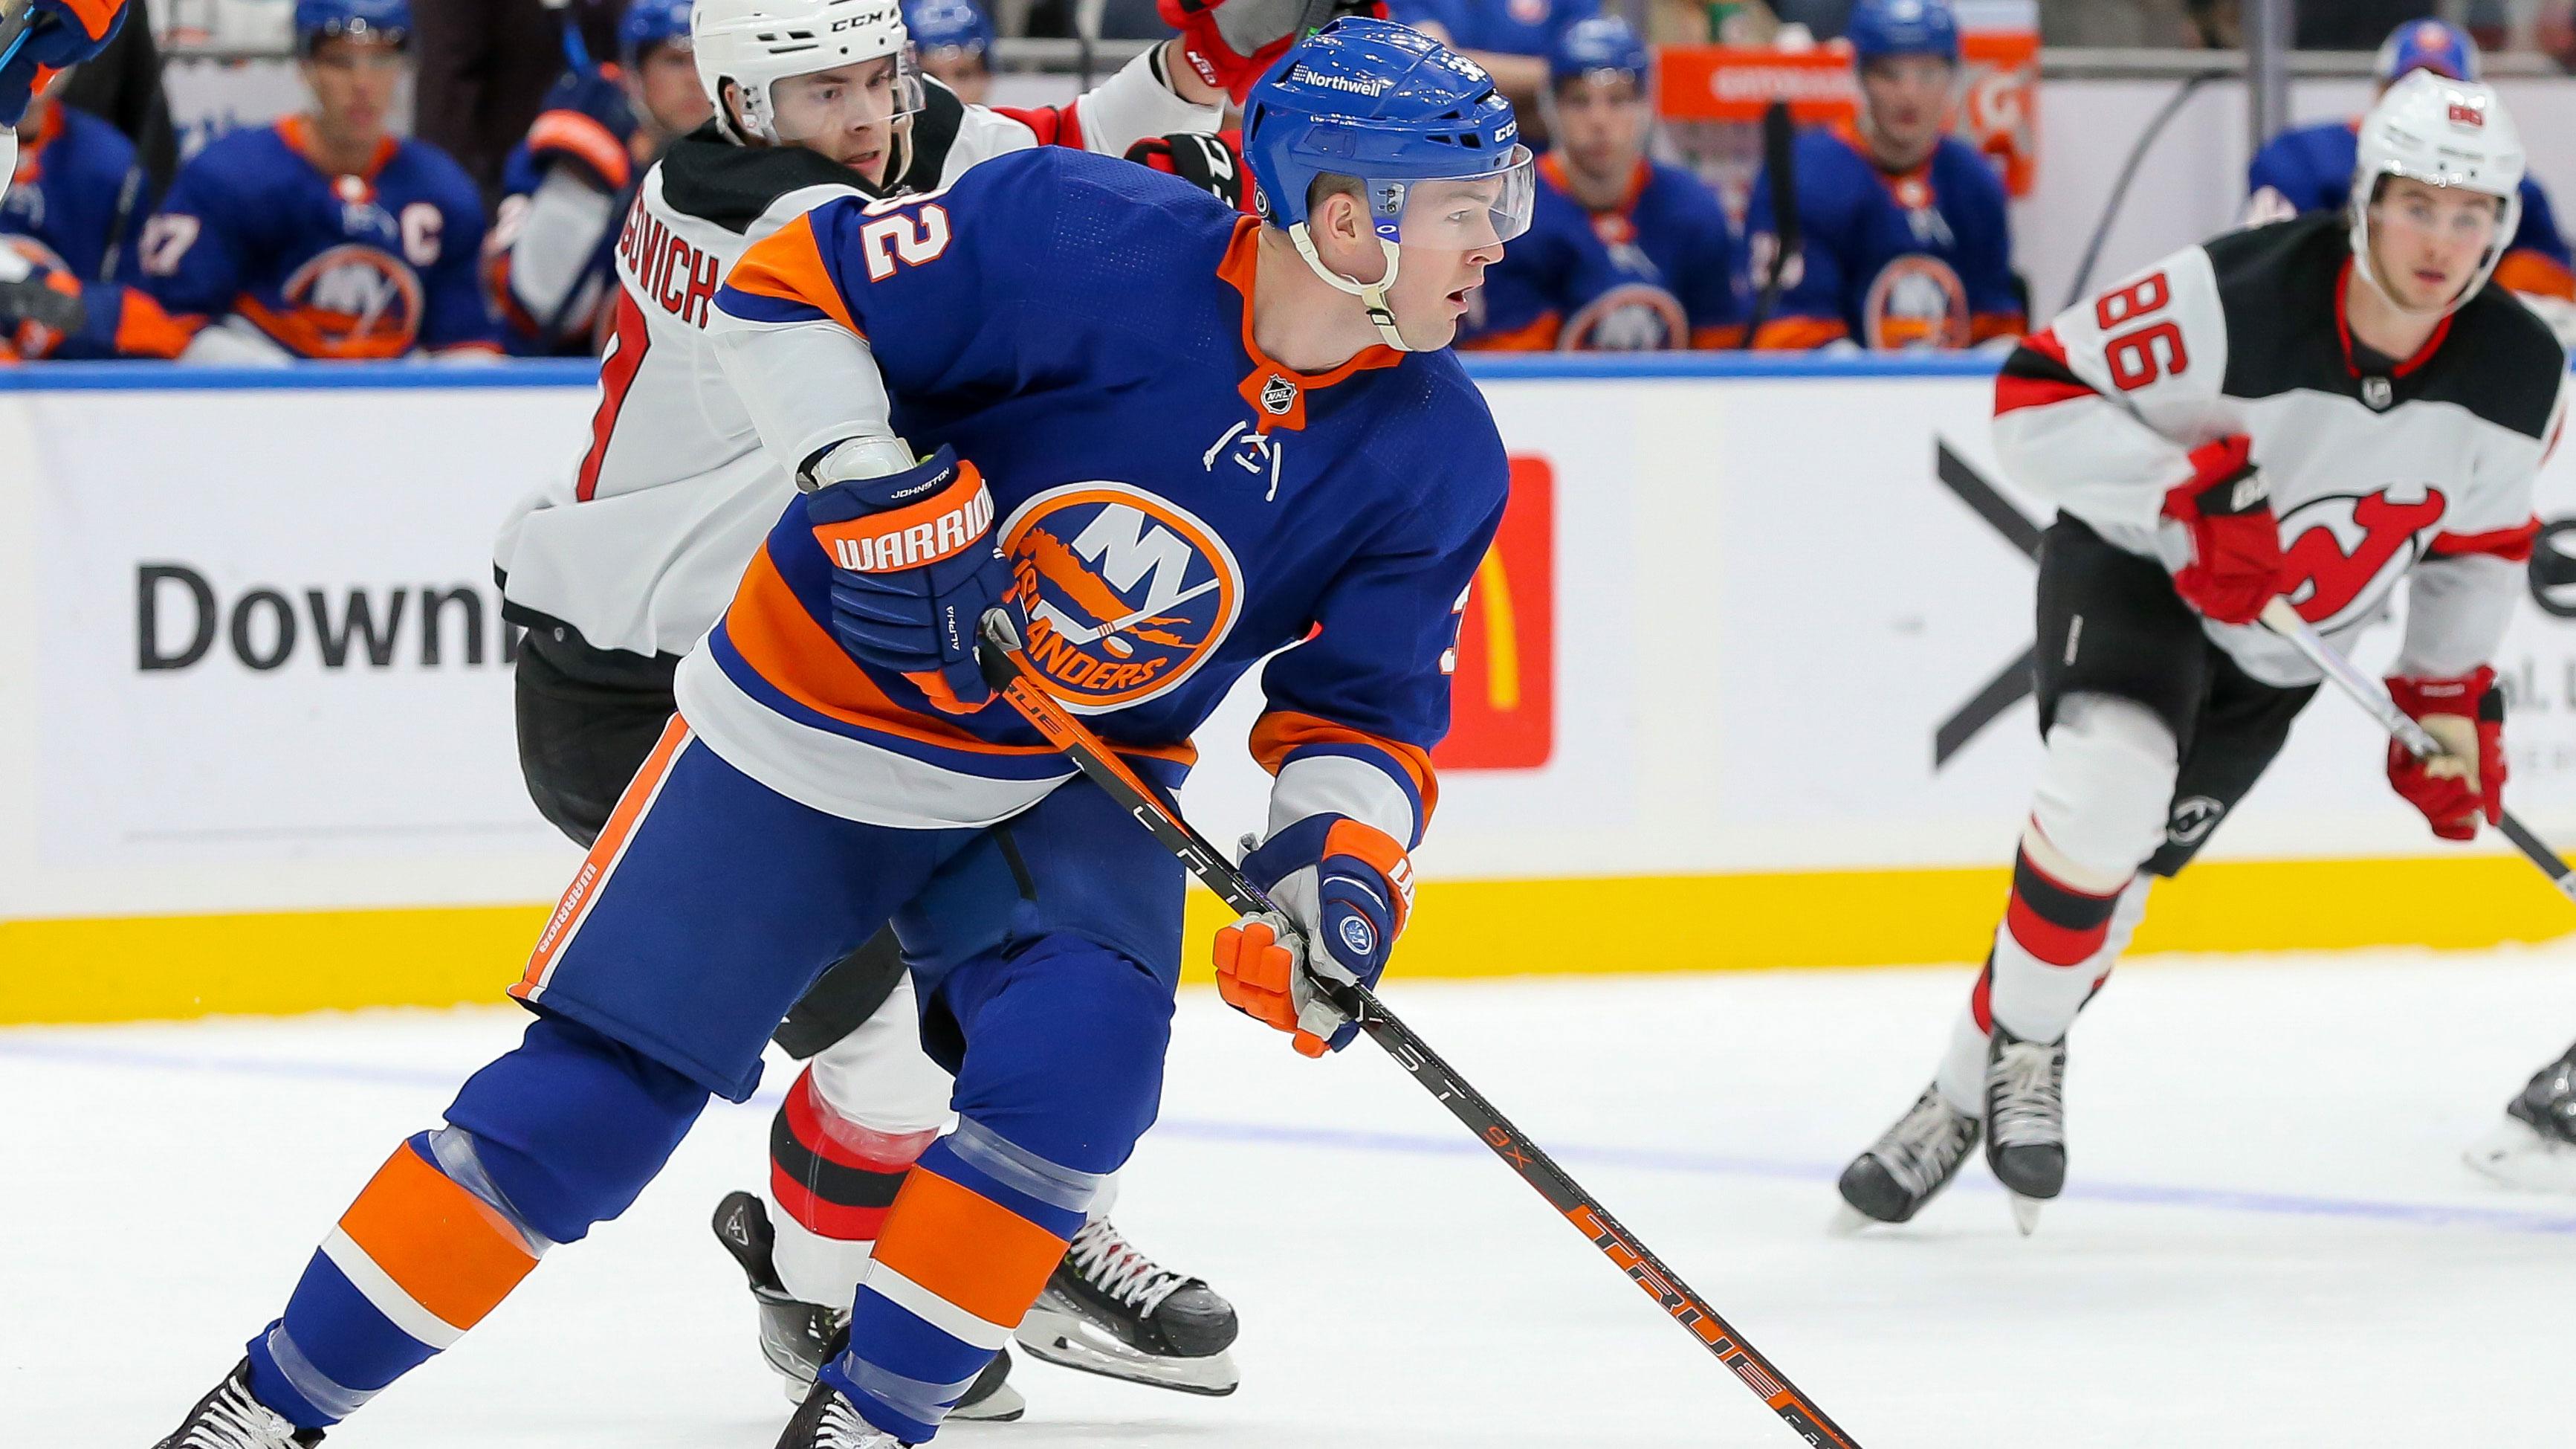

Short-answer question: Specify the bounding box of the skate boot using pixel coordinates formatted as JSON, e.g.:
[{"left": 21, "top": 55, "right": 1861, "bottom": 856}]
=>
[
  {"left": 1015, "top": 1216, "right": 1241, "bottom": 1395},
  {"left": 1984, "top": 1024, "right": 2068, "bottom": 1234},
  {"left": 713, "top": 1191, "right": 1025, "bottom": 1420},
  {"left": 775, "top": 1378, "right": 904, "bottom": 1449},
  {"left": 1835, "top": 1085, "right": 1981, "bottom": 1227},
  {"left": 154, "top": 1359, "right": 324, "bottom": 1448},
  {"left": 2466, "top": 1041, "right": 2576, "bottom": 1193}
]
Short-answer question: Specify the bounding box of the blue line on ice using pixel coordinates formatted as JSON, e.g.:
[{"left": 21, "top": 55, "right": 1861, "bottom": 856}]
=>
[{"left": 7, "top": 1036, "right": 2572, "bottom": 1236}]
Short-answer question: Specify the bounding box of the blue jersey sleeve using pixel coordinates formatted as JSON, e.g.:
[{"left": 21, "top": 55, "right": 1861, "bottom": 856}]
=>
[
  {"left": 1744, "top": 146, "right": 1851, "bottom": 348},
  {"left": 137, "top": 149, "right": 251, "bottom": 322},
  {"left": 1944, "top": 143, "right": 2023, "bottom": 339},
  {"left": 2246, "top": 127, "right": 2343, "bottom": 214},
  {"left": 418, "top": 181, "right": 502, "bottom": 353},
  {"left": 1252, "top": 413, "right": 1507, "bottom": 848},
  {"left": 1669, "top": 176, "right": 1747, "bottom": 346}
]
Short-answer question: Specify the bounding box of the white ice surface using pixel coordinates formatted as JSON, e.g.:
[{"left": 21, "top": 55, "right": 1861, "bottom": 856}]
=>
[{"left": 13, "top": 949, "right": 2576, "bottom": 1448}]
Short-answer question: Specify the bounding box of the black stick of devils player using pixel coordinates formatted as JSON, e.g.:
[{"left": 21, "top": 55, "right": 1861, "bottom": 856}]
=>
[
  {"left": 1741, "top": 99, "right": 1799, "bottom": 350},
  {"left": 974, "top": 609, "right": 1865, "bottom": 1449},
  {"left": 2259, "top": 598, "right": 2576, "bottom": 903}
]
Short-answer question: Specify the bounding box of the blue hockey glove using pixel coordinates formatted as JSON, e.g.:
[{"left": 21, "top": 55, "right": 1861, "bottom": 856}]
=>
[
  {"left": 1215, "top": 814, "right": 1414, "bottom": 1056},
  {"left": 0, "top": 0, "right": 129, "bottom": 127},
  {"left": 803, "top": 444, "right": 1020, "bottom": 714}
]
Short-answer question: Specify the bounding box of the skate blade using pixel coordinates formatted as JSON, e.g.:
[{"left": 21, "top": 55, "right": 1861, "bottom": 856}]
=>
[
  {"left": 1827, "top": 1204, "right": 1877, "bottom": 1236},
  {"left": 1014, "top": 1306, "right": 1240, "bottom": 1396},
  {"left": 2010, "top": 1194, "right": 2044, "bottom": 1236},
  {"left": 947, "top": 1381, "right": 1028, "bottom": 1423},
  {"left": 2464, "top": 1117, "right": 2576, "bottom": 1194}
]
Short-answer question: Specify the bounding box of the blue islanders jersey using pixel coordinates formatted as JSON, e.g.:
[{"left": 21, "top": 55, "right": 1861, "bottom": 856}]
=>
[
  {"left": 1387, "top": 0, "right": 1596, "bottom": 56},
  {"left": 0, "top": 100, "right": 191, "bottom": 359},
  {"left": 1745, "top": 126, "right": 2023, "bottom": 350},
  {"left": 140, "top": 117, "right": 500, "bottom": 358},
  {"left": 487, "top": 70, "right": 643, "bottom": 355},
  {"left": 1463, "top": 152, "right": 1744, "bottom": 350},
  {"left": 691, "top": 147, "right": 1508, "bottom": 849},
  {"left": 2247, "top": 117, "right": 2575, "bottom": 300}
]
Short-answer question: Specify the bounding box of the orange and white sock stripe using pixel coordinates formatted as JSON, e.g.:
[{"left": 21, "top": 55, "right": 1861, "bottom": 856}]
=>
[
  {"left": 318, "top": 1140, "right": 545, "bottom": 1351},
  {"left": 514, "top": 716, "right": 693, "bottom": 1004},
  {"left": 861, "top": 1166, "right": 1072, "bottom": 1352}
]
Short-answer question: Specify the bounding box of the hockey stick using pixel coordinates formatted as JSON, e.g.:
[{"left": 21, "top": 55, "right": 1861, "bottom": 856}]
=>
[
  {"left": 0, "top": 0, "right": 45, "bottom": 75},
  {"left": 972, "top": 610, "right": 1864, "bottom": 1448},
  {"left": 2259, "top": 596, "right": 2576, "bottom": 903},
  {"left": 1739, "top": 99, "right": 1799, "bottom": 350}
]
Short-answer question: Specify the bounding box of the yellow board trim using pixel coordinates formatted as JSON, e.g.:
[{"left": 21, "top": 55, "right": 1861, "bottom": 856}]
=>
[{"left": 5, "top": 853, "right": 2570, "bottom": 1026}]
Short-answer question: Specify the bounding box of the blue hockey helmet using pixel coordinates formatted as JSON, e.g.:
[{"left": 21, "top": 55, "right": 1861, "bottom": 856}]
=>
[
  {"left": 2375, "top": 18, "right": 2480, "bottom": 85},
  {"left": 1847, "top": 0, "right": 1959, "bottom": 65},
  {"left": 294, "top": 0, "right": 411, "bottom": 54},
  {"left": 1242, "top": 17, "right": 1533, "bottom": 349},
  {"left": 620, "top": 0, "right": 696, "bottom": 69},
  {"left": 1548, "top": 14, "right": 1650, "bottom": 92},
  {"left": 906, "top": 0, "right": 996, "bottom": 59}
]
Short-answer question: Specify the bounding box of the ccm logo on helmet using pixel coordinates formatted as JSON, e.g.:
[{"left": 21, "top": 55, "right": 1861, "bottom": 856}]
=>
[{"left": 2450, "top": 100, "right": 2487, "bottom": 127}]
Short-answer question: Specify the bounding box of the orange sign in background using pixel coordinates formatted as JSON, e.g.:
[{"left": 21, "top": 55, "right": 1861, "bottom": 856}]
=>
[
  {"left": 1655, "top": 33, "right": 2040, "bottom": 196},
  {"left": 1434, "top": 455, "right": 1554, "bottom": 772}
]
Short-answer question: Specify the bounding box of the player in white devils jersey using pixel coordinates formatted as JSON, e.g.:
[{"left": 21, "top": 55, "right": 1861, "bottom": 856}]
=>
[
  {"left": 490, "top": 0, "right": 1334, "bottom": 1410},
  {"left": 1836, "top": 71, "right": 2569, "bottom": 1233}
]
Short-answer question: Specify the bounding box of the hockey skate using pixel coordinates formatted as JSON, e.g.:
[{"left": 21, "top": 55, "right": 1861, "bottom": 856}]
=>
[
  {"left": 2465, "top": 1042, "right": 2576, "bottom": 1193},
  {"left": 154, "top": 1359, "right": 324, "bottom": 1448},
  {"left": 1014, "top": 1217, "right": 1241, "bottom": 1395},
  {"left": 1984, "top": 1025, "right": 2068, "bottom": 1234},
  {"left": 1834, "top": 1085, "right": 1981, "bottom": 1228},
  {"left": 775, "top": 1378, "right": 904, "bottom": 1449},
  {"left": 713, "top": 1191, "right": 1024, "bottom": 1420}
]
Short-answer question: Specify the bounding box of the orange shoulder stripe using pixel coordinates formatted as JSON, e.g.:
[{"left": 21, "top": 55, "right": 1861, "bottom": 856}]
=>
[
  {"left": 1249, "top": 709, "right": 1438, "bottom": 823},
  {"left": 727, "top": 212, "right": 865, "bottom": 337}
]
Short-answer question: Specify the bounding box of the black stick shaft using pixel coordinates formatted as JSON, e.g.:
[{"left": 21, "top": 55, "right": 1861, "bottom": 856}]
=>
[{"left": 974, "top": 613, "right": 1863, "bottom": 1448}]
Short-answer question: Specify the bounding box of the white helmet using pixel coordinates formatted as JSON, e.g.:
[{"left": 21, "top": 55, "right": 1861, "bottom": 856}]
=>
[
  {"left": 693, "top": 0, "right": 922, "bottom": 146},
  {"left": 2349, "top": 70, "right": 2525, "bottom": 316}
]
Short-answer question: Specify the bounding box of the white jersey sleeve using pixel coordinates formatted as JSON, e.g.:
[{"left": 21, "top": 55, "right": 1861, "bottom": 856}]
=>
[
  {"left": 2397, "top": 367, "right": 2568, "bottom": 676},
  {"left": 940, "top": 48, "right": 1221, "bottom": 181},
  {"left": 1992, "top": 245, "right": 2236, "bottom": 549}
]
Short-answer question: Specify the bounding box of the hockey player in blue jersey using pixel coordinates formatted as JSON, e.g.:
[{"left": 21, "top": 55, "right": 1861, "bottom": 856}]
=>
[
  {"left": 1461, "top": 14, "right": 1742, "bottom": 351},
  {"left": 0, "top": 67, "right": 192, "bottom": 358},
  {"left": 905, "top": 0, "right": 995, "bottom": 104},
  {"left": 0, "top": 0, "right": 126, "bottom": 208},
  {"left": 1744, "top": 0, "right": 2022, "bottom": 350},
  {"left": 2246, "top": 18, "right": 2574, "bottom": 309},
  {"left": 138, "top": 0, "right": 500, "bottom": 361},
  {"left": 485, "top": 0, "right": 710, "bottom": 355},
  {"left": 149, "top": 16, "right": 1521, "bottom": 1448}
]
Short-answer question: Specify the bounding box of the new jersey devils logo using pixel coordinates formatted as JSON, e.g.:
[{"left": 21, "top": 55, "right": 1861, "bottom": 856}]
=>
[
  {"left": 2278, "top": 488, "right": 2447, "bottom": 627},
  {"left": 1003, "top": 483, "right": 1242, "bottom": 714}
]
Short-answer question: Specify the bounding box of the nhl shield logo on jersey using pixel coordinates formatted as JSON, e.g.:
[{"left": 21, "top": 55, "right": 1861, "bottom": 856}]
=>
[
  {"left": 1259, "top": 373, "right": 1298, "bottom": 415},
  {"left": 2278, "top": 488, "right": 2448, "bottom": 627},
  {"left": 1001, "top": 483, "right": 1243, "bottom": 714}
]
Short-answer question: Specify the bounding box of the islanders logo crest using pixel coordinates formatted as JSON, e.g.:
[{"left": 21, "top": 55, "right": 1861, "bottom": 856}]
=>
[
  {"left": 1862, "top": 254, "right": 1970, "bottom": 351},
  {"left": 1003, "top": 483, "right": 1243, "bottom": 714},
  {"left": 270, "top": 244, "right": 424, "bottom": 358}
]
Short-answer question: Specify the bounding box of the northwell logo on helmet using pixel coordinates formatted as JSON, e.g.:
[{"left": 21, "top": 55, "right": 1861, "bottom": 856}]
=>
[{"left": 1290, "top": 65, "right": 1392, "bottom": 97}]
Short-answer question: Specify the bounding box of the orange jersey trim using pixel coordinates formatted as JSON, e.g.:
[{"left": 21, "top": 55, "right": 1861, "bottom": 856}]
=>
[
  {"left": 516, "top": 714, "right": 690, "bottom": 998},
  {"left": 1460, "top": 312, "right": 1561, "bottom": 352},
  {"left": 872, "top": 1165, "right": 1072, "bottom": 1328},
  {"left": 1250, "top": 709, "right": 1439, "bottom": 823},
  {"left": 235, "top": 294, "right": 415, "bottom": 360},
  {"left": 1214, "top": 216, "right": 1399, "bottom": 432},
  {"left": 57, "top": 0, "right": 123, "bottom": 40},
  {"left": 721, "top": 548, "right": 1197, "bottom": 769},
  {"left": 2494, "top": 249, "right": 2576, "bottom": 302},
  {"left": 726, "top": 211, "right": 865, "bottom": 338},
  {"left": 337, "top": 1143, "right": 540, "bottom": 1333},
  {"left": 1753, "top": 315, "right": 1849, "bottom": 350},
  {"left": 278, "top": 115, "right": 400, "bottom": 190},
  {"left": 112, "top": 288, "right": 195, "bottom": 359},
  {"left": 1969, "top": 311, "right": 2026, "bottom": 345},
  {"left": 525, "top": 109, "right": 632, "bottom": 190},
  {"left": 1689, "top": 323, "right": 1747, "bottom": 349}
]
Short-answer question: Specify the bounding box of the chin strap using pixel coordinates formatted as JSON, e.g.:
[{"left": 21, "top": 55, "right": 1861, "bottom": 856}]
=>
[{"left": 1289, "top": 223, "right": 1413, "bottom": 352}]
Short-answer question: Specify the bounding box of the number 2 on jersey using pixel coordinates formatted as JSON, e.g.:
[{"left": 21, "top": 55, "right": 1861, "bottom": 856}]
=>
[
  {"left": 2096, "top": 271, "right": 2187, "bottom": 391},
  {"left": 858, "top": 204, "right": 951, "bottom": 282}
]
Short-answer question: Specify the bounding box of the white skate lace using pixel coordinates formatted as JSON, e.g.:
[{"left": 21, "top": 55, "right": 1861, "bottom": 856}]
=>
[
  {"left": 1064, "top": 1218, "right": 1189, "bottom": 1317},
  {"left": 1874, "top": 1092, "right": 1973, "bottom": 1196},
  {"left": 813, "top": 1392, "right": 901, "bottom": 1449},
  {"left": 1989, "top": 1039, "right": 2066, "bottom": 1149},
  {"left": 178, "top": 1380, "right": 303, "bottom": 1449}
]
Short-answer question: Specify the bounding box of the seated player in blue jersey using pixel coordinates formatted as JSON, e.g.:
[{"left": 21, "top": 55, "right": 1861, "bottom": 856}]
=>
[
  {"left": 0, "top": 0, "right": 126, "bottom": 199},
  {"left": 1744, "top": 0, "right": 2022, "bottom": 350},
  {"left": 150, "top": 18, "right": 1523, "bottom": 1448},
  {"left": 1460, "top": 15, "right": 1744, "bottom": 350},
  {"left": 906, "top": 0, "right": 995, "bottom": 105},
  {"left": 0, "top": 67, "right": 192, "bottom": 359},
  {"left": 484, "top": 0, "right": 709, "bottom": 356},
  {"left": 137, "top": 0, "right": 501, "bottom": 363},
  {"left": 1388, "top": 0, "right": 1596, "bottom": 124},
  {"left": 2246, "top": 19, "right": 2575, "bottom": 314}
]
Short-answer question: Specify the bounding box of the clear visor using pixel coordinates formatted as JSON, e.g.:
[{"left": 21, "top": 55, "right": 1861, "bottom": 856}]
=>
[
  {"left": 765, "top": 50, "right": 926, "bottom": 143},
  {"left": 1368, "top": 144, "right": 1537, "bottom": 251}
]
